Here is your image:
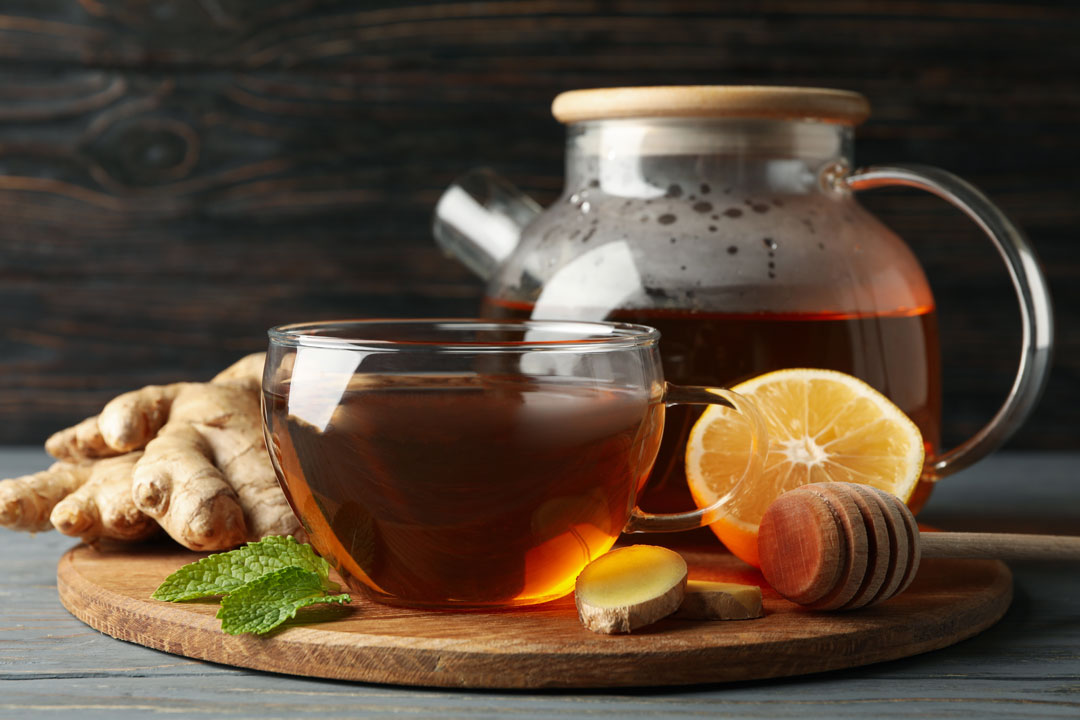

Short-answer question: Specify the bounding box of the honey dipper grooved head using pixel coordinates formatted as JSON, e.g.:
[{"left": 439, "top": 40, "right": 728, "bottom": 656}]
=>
[{"left": 757, "top": 482, "right": 922, "bottom": 610}]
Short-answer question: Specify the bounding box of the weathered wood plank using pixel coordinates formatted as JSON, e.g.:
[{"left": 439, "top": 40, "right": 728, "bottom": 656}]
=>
[
  {"left": 1, "top": 1, "right": 1078, "bottom": 71},
  {"left": 1, "top": 450, "right": 1078, "bottom": 718},
  {"left": 0, "top": 1, "right": 1076, "bottom": 447}
]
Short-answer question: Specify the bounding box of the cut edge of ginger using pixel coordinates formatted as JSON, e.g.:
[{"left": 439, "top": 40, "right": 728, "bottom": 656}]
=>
[
  {"left": 574, "top": 547, "right": 768, "bottom": 634},
  {"left": 673, "top": 580, "right": 764, "bottom": 620},
  {"left": 574, "top": 545, "right": 688, "bottom": 634}
]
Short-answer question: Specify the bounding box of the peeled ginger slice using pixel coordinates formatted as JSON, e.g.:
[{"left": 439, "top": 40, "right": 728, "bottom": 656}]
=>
[
  {"left": 575, "top": 545, "right": 687, "bottom": 634},
  {"left": 674, "top": 580, "right": 763, "bottom": 620}
]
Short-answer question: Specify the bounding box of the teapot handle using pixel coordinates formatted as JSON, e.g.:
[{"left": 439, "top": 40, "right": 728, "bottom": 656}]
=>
[{"left": 837, "top": 164, "right": 1054, "bottom": 478}]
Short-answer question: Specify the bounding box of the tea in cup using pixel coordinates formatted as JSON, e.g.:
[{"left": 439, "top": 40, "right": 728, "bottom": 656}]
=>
[{"left": 262, "top": 319, "right": 766, "bottom": 609}]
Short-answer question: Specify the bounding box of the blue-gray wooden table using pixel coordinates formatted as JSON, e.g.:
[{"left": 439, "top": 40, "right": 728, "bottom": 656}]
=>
[{"left": 2, "top": 448, "right": 1077, "bottom": 719}]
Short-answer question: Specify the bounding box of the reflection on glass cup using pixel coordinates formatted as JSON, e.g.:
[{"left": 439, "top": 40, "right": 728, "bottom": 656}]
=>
[{"left": 263, "top": 319, "right": 766, "bottom": 609}]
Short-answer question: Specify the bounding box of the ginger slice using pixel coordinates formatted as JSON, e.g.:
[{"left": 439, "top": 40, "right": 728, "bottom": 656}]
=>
[
  {"left": 575, "top": 545, "right": 688, "bottom": 634},
  {"left": 673, "top": 580, "right": 764, "bottom": 620}
]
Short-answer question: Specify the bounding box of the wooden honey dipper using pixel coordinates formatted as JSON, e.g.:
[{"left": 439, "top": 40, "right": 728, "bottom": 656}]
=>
[{"left": 757, "top": 482, "right": 1080, "bottom": 611}]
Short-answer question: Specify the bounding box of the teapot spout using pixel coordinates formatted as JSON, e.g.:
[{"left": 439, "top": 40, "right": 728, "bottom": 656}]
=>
[{"left": 433, "top": 168, "right": 541, "bottom": 280}]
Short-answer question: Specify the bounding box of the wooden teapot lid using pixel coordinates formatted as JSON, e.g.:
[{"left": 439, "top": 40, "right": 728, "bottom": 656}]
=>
[{"left": 552, "top": 86, "right": 870, "bottom": 126}]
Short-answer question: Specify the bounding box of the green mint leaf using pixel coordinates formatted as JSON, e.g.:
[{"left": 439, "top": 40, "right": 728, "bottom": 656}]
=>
[
  {"left": 152, "top": 535, "right": 339, "bottom": 602},
  {"left": 216, "top": 566, "right": 351, "bottom": 635}
]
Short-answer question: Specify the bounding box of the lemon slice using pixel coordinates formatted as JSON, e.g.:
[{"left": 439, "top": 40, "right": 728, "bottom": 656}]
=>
[{"left": 686, "top": 368, "right": 924, "bottom": 567}]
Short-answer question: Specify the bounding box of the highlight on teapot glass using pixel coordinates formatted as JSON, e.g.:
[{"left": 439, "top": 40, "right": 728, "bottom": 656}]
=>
[{"left": 434, "top": 86, "right": 1053, "bottom": 517}]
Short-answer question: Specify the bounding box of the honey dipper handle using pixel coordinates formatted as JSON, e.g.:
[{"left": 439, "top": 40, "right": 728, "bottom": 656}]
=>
[{"left": 920, "top": 532, "right": 1080, "bottom": 561}]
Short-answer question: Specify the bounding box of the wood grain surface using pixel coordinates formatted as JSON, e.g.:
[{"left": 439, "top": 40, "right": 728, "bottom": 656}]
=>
[
  {"left": 0, "top": 1, "right": 1077, "bottom": 450},
  {"left": 55, "top": 540, "right": 1011, "bottom": 689},
  {"left": 3, "top": 448, "right": 1080, "bottom": 718}
]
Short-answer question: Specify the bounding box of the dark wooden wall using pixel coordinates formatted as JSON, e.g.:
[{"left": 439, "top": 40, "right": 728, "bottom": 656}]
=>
[{"left": 0, "top": 1, "right": 1076, "bottom": 450}]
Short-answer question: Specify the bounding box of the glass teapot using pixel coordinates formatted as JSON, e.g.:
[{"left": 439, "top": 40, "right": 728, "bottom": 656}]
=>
[{"left": 433, "top": 86, "right": 1053, "bottom": 515}]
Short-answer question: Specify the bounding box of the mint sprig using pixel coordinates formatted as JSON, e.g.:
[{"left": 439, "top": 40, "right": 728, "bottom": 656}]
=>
[
  {"left": 152, "top": 536, "right": 350, "bottom": 635},
  {"left": 217, "top": 566, "right": 351, "bottom": 635},
  {"left": 152, "top": 535, "right": 338, "bottom": 602}
]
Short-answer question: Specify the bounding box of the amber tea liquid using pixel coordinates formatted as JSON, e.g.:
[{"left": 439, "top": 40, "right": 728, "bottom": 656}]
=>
[
  {"left": 484, "top": 299, "right": 942, "bottom": 514},
  {"left": 266, "top": 376, "right": 662, "bottom": 608}
]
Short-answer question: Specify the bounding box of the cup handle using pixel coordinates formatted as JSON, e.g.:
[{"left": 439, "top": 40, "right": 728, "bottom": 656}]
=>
[
  {"left": 834, "top": 163, "right": 1054, "bottom": 478},
  {"left": 624, "top": 383, "right": 769, "bottom": 533}
]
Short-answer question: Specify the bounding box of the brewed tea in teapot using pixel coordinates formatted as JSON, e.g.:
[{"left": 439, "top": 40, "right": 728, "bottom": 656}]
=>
[{"left": 435, "top": 86, "right": 1051, "bottom": 518}]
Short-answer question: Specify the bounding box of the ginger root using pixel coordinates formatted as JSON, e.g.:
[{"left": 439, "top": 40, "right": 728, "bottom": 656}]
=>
[
  {"left": 43, "top": 416, "right": 113, "bottom": 461},
  {"left": 672, "top": 580, "right": 764, "bottom": 620},
  {"left": 0, "top": 353, "right": 300, "bottom": 551},
  {"left": 0, "top": 461, "right": 94, "bottom": 532},
  {"left": 575, "top": 545, "right": 688, "bottom": 634},
  {"left": 132, "top": 381, "right": 297, "bottom": 550},
  {"left": 46, "top": 385, "right": 190, "bottom": 461},
  {"left": 50, "top": 453, "right": 157, "bottom": 545}
]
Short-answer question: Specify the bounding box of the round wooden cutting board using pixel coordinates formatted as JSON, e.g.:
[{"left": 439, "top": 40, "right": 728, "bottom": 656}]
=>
[{"left": 56, "top": 542, "right": 1011, "bottom": 689}]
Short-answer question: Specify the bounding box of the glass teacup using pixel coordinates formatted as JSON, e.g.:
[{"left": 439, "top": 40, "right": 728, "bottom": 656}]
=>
[{"left": 262, "top": 319, "right": 766, "bottom": 609}]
